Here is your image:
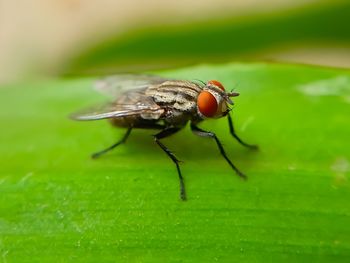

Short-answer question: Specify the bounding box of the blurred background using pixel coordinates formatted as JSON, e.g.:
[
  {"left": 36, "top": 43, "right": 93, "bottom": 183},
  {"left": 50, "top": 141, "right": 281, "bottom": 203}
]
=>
[{"left": 0, "top": 0, "right": 350, "bottom": 84}]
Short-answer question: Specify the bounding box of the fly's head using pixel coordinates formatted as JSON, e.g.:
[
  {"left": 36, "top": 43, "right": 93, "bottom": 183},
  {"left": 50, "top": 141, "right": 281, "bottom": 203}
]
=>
[{"left": 196, "top": 80, "right": 239, "bottom": 119}]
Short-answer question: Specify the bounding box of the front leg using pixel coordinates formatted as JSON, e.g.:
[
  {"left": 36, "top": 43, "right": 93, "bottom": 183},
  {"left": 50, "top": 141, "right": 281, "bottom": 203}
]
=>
[
  {"left": 190, "top": 122, "right": 246, "bottom": 179},
  {"left": 227, "top": 114, "right": 258, "bottom": 150}
]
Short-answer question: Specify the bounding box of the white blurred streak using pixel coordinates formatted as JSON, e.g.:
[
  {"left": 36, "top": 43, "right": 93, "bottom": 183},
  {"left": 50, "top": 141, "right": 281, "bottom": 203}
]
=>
[
  {"left": 0, "top": 0, "right": 318, "bottom": 84},
  {"left": 261, "top": 46, "right": 350, "bottom": 69}
]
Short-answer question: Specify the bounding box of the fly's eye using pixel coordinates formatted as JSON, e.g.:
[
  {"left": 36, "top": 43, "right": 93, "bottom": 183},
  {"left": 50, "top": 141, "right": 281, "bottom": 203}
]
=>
[
  {"left": 197, "top": 91, "right": 218, "bottom": 117},
  {"left": 208, "top": 80, "right": 225, "bottom": 91}
]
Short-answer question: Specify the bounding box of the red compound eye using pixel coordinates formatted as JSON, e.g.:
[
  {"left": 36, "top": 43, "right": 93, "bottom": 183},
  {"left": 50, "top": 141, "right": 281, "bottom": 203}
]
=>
[
  {"left": 197, "top": 91, "right": 218, "bottom": 117},
  {"left": 208, "top": 80, "right": 225, "bottom": 91}
]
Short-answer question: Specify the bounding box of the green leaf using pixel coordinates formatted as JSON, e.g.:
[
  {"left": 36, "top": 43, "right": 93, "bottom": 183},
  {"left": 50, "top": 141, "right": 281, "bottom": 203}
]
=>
[{"left": 1, "top": 63, "right": 350, "bottom": 262}]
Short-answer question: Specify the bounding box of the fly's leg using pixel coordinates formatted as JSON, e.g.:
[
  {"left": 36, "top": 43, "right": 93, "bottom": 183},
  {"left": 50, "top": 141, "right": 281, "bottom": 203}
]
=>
[
  {"left": 153, "top": 128, "right": 186, "bottom": 201},
  {"left": 227, "top": 114, "right": 258, "bottom": 150},
  {"left": 92, "top": 127, "right": 132, "bottom": 159},
  {"left": 190, "top": 122, "right": 247, "bottom": 180}
]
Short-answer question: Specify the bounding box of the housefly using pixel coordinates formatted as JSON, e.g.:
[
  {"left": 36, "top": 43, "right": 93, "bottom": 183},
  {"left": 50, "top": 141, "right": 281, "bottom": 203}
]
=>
[{"left": 71, "top": 75, "right": 258, "bottom": 200}]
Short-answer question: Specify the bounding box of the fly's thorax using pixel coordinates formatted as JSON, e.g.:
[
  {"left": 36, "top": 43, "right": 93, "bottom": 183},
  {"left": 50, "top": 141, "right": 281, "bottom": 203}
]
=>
[{"left": 145, "top": 80, "right": 201, "bottom": 113}]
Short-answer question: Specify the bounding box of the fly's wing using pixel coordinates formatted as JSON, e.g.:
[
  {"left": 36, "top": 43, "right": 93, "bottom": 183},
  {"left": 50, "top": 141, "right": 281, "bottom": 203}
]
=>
[
  {"left": 70, "top": 88, "right": 164, "bottom": 121},
  {"left": 95, "top": 74, "right": 170, "bottom": 98}
]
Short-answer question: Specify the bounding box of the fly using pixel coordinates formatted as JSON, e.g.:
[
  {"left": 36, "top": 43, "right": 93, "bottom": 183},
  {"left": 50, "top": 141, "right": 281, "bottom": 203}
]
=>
[{"left": 71, "top": 75, "right": 258, "bottom": 200}]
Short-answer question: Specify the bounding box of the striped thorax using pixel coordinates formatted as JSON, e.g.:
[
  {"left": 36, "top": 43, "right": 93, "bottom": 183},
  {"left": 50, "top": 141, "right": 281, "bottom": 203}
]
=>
[{"left": 146, "top": 80, "right": 202, "bottom": 112}]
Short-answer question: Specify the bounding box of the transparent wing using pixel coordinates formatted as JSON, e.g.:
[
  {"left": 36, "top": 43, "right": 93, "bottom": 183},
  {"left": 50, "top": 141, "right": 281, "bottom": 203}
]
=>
[
  {"left": 70, "top": 88, "right": 164, "bottom": 121},
  {"left": 95, "top": 74, "right": 170, "bottom": 98}
]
